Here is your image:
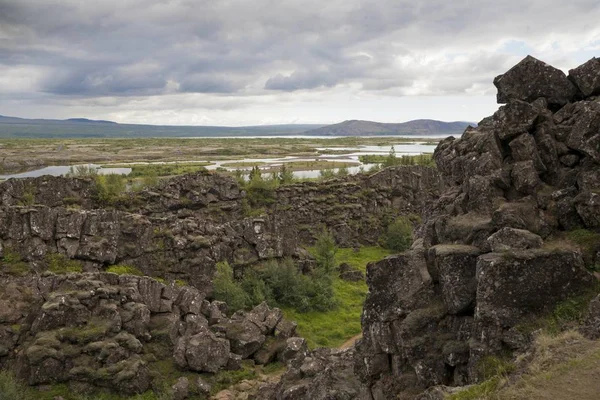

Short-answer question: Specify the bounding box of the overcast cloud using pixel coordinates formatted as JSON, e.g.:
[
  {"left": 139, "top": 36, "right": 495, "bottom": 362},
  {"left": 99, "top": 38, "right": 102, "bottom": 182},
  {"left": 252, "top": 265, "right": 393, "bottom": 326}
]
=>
[{"left": 0, "top": 0, "right": 599, "bottom": 125}]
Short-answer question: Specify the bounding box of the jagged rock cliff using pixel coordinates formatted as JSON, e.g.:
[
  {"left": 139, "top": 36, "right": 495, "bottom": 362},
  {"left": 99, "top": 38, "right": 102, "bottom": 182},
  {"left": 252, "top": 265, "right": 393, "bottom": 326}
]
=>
[
  {"left": 354, "top": 55, "right": 600, "bottom": 399},
  {"left": 0, "top": 166, "right": 442, "bottom": 291}
]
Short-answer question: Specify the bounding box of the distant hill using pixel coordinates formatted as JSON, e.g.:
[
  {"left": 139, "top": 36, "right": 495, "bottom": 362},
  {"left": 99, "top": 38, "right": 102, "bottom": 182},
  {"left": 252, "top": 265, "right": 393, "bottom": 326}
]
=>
[
  {"left": 303, "top": 119, "right": 473, "bottom": 136},
  {"left": 0, "top": 114, "right": 324, "bottom": 138},
  {"left": 0, "top": 114, "right": 472, "bottom": 138},
  {"left": 66, "top": 118, "right": 117, "bottom": 124}
]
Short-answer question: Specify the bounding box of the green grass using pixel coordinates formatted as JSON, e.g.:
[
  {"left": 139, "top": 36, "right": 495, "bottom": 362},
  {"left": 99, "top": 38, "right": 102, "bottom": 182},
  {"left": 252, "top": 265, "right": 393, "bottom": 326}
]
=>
[
  {"left": 1, "top": 247, "right": 29, "bottom": 276},
  {"left": 448, "top": 376, "right": 503, "bottom": 400},
  {"left": 565, "top": 229, "right": 600, "bottom": 270},
  {"left": 106, "top": 264, "right": 144, "bottom": 276},
  {"left": 336, "top": 247, "right": 392, "bottom": 273},
  {"left": 516, "top": 285, "right": 600, "bottom": 336},
  {"left": 283, "top": 246, "right": 391, "bottom": 348},
  {"left": 116, "top": 162, "right": 211, "bottom": 177},
  {"left": 45, "top": 253, "right": 83, "bottom": 274}
]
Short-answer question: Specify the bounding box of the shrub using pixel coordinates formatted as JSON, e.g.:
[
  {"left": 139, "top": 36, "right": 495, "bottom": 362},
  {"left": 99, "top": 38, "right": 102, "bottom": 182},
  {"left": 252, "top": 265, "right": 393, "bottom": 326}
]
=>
[
  {"left": 213, "top": 261, "right": 249, "bottom": 313},
  {"left": 95, "top": 173, "right": 126, "bottom": 203},
  {"left": 380, "top": 216, "right": 413, "bottom": 252},
  {"left": 319, "top": 169, "right": 336, "bottom": 180},
  {"left": 336, "top": 165, "right": 349, "bottom": 177},
  {"left": 245, "top": 167, "right": 277, "bottom": 208}
]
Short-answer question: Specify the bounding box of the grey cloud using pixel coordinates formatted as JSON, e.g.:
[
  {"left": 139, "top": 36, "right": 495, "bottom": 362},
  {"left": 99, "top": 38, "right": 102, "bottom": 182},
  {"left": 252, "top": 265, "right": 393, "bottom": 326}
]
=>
[{"left": 0, "top": 0, "right": 599, "bottom": 120}]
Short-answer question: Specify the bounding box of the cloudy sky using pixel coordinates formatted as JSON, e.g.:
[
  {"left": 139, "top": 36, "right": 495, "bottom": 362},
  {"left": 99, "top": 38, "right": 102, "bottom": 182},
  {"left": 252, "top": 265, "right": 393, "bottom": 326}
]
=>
[{"left": 0, "top": 0, "right": 599, "bottom": 126}]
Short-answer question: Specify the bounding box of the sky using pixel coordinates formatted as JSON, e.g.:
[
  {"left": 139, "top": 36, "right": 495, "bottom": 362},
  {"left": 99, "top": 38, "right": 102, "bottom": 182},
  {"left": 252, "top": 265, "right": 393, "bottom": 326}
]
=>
[{"left": 0, "top": 0, "right": 599, "bottom": 126}]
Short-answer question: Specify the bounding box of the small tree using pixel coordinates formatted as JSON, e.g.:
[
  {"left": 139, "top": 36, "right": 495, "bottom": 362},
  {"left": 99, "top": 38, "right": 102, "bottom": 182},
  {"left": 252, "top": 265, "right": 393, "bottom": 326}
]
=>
[
  {"left": 383, "top": 145, "right": 397, "bottom": 167},
  {"left": 314, "top": 228, "right": 337, "bottom": 274},
  {"left": 278, "top": 164, "right": 294, "bottom": 185}
]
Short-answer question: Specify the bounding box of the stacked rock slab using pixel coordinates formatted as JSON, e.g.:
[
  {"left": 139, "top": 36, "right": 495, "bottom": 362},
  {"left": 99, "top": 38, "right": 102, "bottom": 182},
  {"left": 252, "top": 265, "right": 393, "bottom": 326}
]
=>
[
  {"left": 0, "top": 272, "right": 305, "bottom": 395},
  {"left": 355, "top": 56, "right": 600, "bottom": 399}
]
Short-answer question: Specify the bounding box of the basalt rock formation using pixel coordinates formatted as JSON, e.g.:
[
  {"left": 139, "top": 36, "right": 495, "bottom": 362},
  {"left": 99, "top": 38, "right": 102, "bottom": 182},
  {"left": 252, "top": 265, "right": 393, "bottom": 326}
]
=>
[
  {"left": 355, "top": 55, "right": 600, "bottom": 399},
  {"left": 0, "top": 272, "right": 304, "bottom": 395},
  {"left": 0, "top": 166, "right": 442, "bottom": 291},
  {"left": 0, "top": 165, "right": 443, "bottom": 396}
]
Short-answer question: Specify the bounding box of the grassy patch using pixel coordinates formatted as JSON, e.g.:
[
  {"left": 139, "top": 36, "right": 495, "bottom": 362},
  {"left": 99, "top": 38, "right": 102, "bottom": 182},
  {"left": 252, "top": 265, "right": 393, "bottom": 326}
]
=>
[
  {"left": 448, "top": 376, "right": 503, "bottom": 400},
  {"left": 336, "top": 246, "right": 392, "bottom": 272},
  {"left": 45, "top": 253, "right": 83, "bottom": 274},
  {"left": 565, "top": 229, "right": 600, "bottom": 270},
  {"left": 283, "top": 278, "right": 367, "bottom": 348},
  {"left": 516, "top": 286, "right": 600, "bottom": 336},
  {"left": 1, "top": 247, "right": 29, "bottom": 276},
  {"left": 284, "top": 246, "right": 391, "bottom": 348},
  {"left": 106, "top": 264, "right": 144, "bottom": 276},
  {"left": 58, "top": 319, "right": 111, "bottom": 344}
]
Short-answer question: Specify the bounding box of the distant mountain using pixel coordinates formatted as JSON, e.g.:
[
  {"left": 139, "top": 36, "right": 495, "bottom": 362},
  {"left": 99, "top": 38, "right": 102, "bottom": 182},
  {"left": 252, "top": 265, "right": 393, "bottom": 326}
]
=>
[
  {"left": 0, "top": 114, "right": 324, "bottom": 138},
  {"left": 66, "top": 118, "right": 117, "bottom": 124},
  {"left": 0, "top": 114, "right": 472, "bottom": 138},
  {"left": 303, "top": 119, "right": 473, "bottom": 136},
  {"left": 0, "top": 115, "right": 116, "bottom": 124}
]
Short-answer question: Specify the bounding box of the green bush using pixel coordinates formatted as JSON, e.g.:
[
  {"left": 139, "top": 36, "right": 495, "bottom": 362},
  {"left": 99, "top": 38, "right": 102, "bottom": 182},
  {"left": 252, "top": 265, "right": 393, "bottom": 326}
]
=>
[
  {"left": 258, "top": 258, "right": 336, "bottom": 312},
  {"left": 245, "top": 167, "right": 277, "bottom": 208},
  {"left": 213, "top": 261, "right": 249, "bottom": 312},
  {"left": 95, "top": 173, "right": 126, "bottom": 204},
  {"left": 67, "top": 165, "right": 98, "bottom": 177},
  {"left": 319, "top": 169, "right": 336, "bottom": 179},
  {"left": 380, "top": 216, "right": 413, "bottom": 252},
  {"left": 278, "top": 164, "right": 294, "bottom": 185}
]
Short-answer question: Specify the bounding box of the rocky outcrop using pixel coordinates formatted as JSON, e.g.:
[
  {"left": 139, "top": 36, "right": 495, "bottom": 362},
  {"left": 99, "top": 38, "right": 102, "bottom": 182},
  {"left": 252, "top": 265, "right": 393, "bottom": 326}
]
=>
[
  {"left": 255, "top": 347, "right": 362, "bottom": 400},
  {"left": 0, "top": 272, "right": 301, "bottom": 395},
  {"left": 356, "top": 55, "right": 600, "bottom": 398},
  {"left": 0, "top": 166, "right": 443, "bottom": 291}
]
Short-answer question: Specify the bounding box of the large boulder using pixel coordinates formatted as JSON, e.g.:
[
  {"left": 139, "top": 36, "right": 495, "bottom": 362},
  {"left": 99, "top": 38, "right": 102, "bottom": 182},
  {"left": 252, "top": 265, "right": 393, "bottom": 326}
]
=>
[
  {"left": 427, "top": 245, "right": 481, "bottom": 314},
  {"left": 174, "top": 328, "right": 230, "bottom": 373},
  {"left": 476, "top": 249, "right": 594, "bottom": 326},
  {"left": 494, "top": 55, "right": 577, "bottom": 106},
  {"left": 568, "top": 57, "right": 600, "bottom": 97}
]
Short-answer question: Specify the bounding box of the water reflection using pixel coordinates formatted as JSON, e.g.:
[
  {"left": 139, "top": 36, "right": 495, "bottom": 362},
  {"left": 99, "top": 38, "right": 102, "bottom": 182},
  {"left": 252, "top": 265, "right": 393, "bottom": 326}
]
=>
[{"left": 0, "top": 142, "right": 433, "bottom": 180}]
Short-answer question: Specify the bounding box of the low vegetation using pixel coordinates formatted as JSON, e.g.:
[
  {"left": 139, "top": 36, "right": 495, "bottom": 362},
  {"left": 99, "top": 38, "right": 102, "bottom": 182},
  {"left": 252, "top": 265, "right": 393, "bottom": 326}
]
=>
[
  {"left": 565, "top": 228, "right": 600, "bottom": 271},
  {"left": 359, "top": 149, "right": 435, "bottom": 167},
  {"left": 45, "top": 253, "right": 83, "bottom": 274},
  {"left": 379, "top": 216, "right": 413, "bottom": 252},
  {"left": 449, "top": 330, "right": 600, "bottom": 400},
  {"left": 106, "top": 264, "right": 144, "bottom": 276},
  {"left": 1, "top": 247, "right": 29, "bottom": 276},
  {"left": 286, "top": 246, "right": 391, "bottom": 348}
]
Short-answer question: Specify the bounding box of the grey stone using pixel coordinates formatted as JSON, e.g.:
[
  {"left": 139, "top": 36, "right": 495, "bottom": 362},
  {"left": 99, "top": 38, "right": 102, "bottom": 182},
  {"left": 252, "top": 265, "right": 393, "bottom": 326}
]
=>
[
  {"left": 494, "top": 55, "right": 577, "bottom": 106},
  {"left": 487, "top": 227, "right": 543, "bottom": 252}
]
